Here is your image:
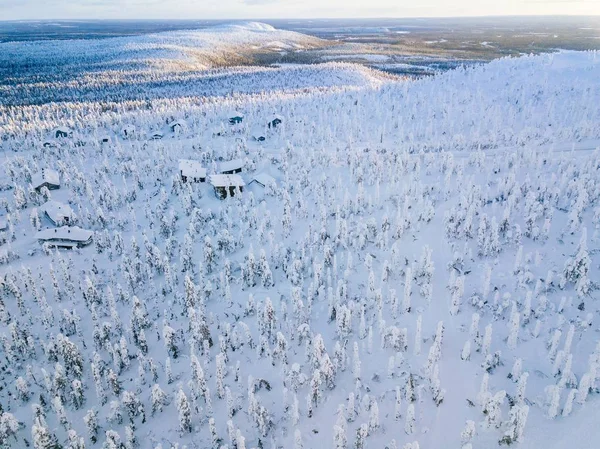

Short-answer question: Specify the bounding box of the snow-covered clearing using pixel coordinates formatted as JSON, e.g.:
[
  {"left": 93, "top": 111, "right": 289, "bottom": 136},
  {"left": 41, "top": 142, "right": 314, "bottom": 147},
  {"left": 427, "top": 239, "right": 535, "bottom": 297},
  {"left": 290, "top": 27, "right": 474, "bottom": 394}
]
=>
[{"left": 1, "top": 24, "right": 600, "bottom": 449}]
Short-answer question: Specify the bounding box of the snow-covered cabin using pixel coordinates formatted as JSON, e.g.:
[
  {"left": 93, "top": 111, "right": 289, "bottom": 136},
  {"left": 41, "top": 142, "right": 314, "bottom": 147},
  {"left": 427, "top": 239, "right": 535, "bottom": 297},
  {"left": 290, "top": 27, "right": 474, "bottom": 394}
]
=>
[
  {"left": 122, "top": 125, "right": 136, "bottom": 139},
  {"left": 40, "top": 200, "right": 76, "bottom": 226},
  {"left": 252, "top": 128, "right": 266, "bottom": 142},
  {"left": 268, "top": 116, "right": 282, "bottom": 129},
  {"left": 178, "top": 159, "right": 207, "bottom": 183},
  {"left": 251, "top": 173, "right": 276, "bottom": 188},
  {"left": 229, "top": 113, "right": 244, "bottom": 125},
  {"left": 35, "top": 226, "right": 93, "bottom": 249},
  {"left": 210, "top": 174, "right": 245, "bottom": 199},
  {"left": 32, "top": 168, "right": 60, "bottom": 191},
  {"left": 0, "top": 217, "right": 7, "bottom": 232},
  {"left": 220, "top": 159, "right": 244, "bottom": 174},
  {"left": 53, "top": 126, "right": 72, "bottom": 138},
  {"left": 100, "top": 135, "right": 111, "bottom": 144},
  {"left": 149, "top": 131, "right": 164, "bottom": 140},
  {"left": 212, "top": 125, "right": 226, "bottom": 138},
  {"left": 169, "top": 120, "right": 186, "bottom": 134}
]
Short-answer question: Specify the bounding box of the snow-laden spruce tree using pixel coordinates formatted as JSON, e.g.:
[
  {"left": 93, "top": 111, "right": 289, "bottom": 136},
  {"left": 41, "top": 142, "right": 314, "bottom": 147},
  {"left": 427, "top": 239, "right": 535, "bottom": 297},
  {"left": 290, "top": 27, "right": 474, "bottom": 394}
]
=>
[
  {"left": 500, "top": 404, "right": 529, "bottom": 445},
  {"left": 405, "top": 403, "right": 416, "bottom": 434},
  {"left": 460, "top": 420, "right": 475, "bottom": 445},
  {"left": 546, "top": 385, "right": 561, "bottom": 419},
  {"left": 176, "top": 387, "right": 192, "bottom": 433},
  {"left": 560, "top": 228, "right": 591, "bottom": 297}
]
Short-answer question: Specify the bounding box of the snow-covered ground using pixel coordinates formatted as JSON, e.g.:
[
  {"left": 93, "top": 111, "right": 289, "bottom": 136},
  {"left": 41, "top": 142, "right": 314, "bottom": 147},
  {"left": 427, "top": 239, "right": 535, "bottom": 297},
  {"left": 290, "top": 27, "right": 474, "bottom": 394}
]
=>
[{"left": 1, "top": 23, "right": 600, "bottom": 449}]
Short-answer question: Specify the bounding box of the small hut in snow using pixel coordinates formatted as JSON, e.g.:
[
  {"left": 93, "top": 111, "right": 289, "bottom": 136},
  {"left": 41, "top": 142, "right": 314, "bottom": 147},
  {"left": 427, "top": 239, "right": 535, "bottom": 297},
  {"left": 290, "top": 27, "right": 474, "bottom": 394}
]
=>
[
  {"left": 252, "top": 128, "right": 266, "bottom": 142},
  {"left": 35, "top": 226, "right": 93, "bottom": 249},
  {"left": 0, "top": 217, "right": 7, "bottom": 232},
  {"left": 268, "top": 116, "right": 282, "bottom": 129},
  {"left": 149, "top": 131, "right": 164, "bottom": 140},
  {"left": 178, "top": 159, "right": 207, "bottom": 183},
  {"left": 122, "top": 125, "right": 136, "bottom": 139},
  {"left": 250, "top": 173, "right": 276, "bottom": 189},
  {"left": 53, "top": 127, "right": 72, "bottom": 138},
  {"left": 228, "top": 113, "right": 244, "bottom": 125},
  {"left": 40, "top": 200, "right": 76, "bottom": 226},
  {"left": 169, "top": 120, "right": 186, "bottom": 134},
  {"left": 211, "top": 126, "right": 226, "bottom": 138},
  {"left": 220, "top": 159, "right": 244, "bottom": 175},
  {"left": 32, "top": 168, "right": 60, "bottom": 191},
  {"left": 210, "top": 174, "right": 245, "bottom": 199}
]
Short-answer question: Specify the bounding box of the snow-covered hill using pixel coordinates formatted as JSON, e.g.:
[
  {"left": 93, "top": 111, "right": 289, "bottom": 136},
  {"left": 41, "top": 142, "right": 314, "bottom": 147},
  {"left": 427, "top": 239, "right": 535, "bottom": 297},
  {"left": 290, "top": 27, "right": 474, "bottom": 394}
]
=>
[
  {"left": 0, "top": 22, "right": 342, "bottom": 106},
  {"left": 1, "top": 34, "right": 600, "bottom": 449}
]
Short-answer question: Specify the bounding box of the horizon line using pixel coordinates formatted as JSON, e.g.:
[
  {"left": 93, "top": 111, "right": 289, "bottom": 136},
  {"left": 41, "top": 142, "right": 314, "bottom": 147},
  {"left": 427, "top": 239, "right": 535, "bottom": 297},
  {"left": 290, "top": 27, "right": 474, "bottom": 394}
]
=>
[{"left": 2, "top": 14, "right": 600, "bottom": 23}]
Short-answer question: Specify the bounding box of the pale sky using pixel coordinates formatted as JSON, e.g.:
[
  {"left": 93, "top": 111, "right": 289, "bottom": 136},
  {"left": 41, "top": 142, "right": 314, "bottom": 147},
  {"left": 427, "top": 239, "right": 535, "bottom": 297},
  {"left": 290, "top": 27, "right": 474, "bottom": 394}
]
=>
[{"left": 1, "top": 0, "right": 600, "bottom": 20}]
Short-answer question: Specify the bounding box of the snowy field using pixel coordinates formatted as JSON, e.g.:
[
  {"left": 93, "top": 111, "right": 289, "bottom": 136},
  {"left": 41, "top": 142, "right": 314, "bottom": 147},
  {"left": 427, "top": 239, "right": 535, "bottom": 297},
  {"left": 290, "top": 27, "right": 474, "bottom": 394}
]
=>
[{"left": 1, "top": 23, "right": 600, "bottom": 449}]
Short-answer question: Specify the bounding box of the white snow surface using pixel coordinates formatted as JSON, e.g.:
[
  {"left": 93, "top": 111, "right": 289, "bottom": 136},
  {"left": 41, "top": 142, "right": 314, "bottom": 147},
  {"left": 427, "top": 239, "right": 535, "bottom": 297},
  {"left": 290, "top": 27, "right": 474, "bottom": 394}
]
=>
[{"left": 1, "top": 32, "right": 600, "bottom": 449}]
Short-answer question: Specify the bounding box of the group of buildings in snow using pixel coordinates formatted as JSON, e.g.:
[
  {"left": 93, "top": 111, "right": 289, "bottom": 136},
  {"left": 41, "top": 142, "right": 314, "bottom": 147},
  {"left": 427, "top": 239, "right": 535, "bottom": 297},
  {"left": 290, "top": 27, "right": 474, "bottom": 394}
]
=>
[
  {"left": 43, "top": 113, "right": 282, "bottom": 147},
  {"left": 32, "top": 169, "right": 93, "bottom": 249},
  {"left": 178, "top": 158, "right": 276, "bottom": 200},
  {"left": 32, "top": 114, "right": 281, "bottom": 246},
  {"left": 151, "top": 113, "right": 282, "bottom": 142}
]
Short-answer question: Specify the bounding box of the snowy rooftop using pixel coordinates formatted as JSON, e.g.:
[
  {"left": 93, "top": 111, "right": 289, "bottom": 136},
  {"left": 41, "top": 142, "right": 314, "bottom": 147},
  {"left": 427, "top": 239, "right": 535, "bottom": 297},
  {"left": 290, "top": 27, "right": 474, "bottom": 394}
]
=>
[
  {"left": 40, "top": 200, "right": 76, "bottom": 223},
  {"left": 52, "top": 126, "right": 70, "bottom": 134},
  {"left": 252, "top": 173, "right": 276, "bottom": 187},
  {"left": 0, "top": 217, "right": 7, "bottom": 231},
  {"left": 32, "top": 168, "right": 60, "bottom": 189},
  {"left": 170, "top": 120, "right": 186, "bottom": 130},
  {"left": 220, "top": 159, "right": 244, "bottom": 173},
  {"left": 178, "top": 159, "right": 207, "bottom": 178},
  {"left": 35, "top": 226, "right": 93, "bottom": 242},
  {"left": 210, "top": 174, "right": 246, "bottom": 188}
]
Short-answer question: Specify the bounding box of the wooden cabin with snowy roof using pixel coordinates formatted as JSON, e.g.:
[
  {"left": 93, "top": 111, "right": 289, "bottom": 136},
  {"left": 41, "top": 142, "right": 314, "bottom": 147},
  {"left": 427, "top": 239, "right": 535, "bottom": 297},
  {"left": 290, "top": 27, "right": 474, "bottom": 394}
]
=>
[
  {"left": 220, "top": 159, "right": 244, "bottom": 175},
  {"left": 229, "top": 113, "right": 244, "bottom": 125},
  {"left": 210, "top": 174, "right": 245, "bottom": 199},
  {"left": 178, "top": 159, "right": 207, "bottom": 183},
  {"left": 122, "top": 125, "right": 136, "bottom": 139},
  {"left": 251, "top": 173, "right": 276, "bottom": 188},
  {"left": 40, "top": 200, "right": 76, "bottom": 226},
  {"left": 32, "top": 168, "right": 60, "bottom": 192},
  {"left": 35, "top": 226, "right": 93, "bottom": 249},
  {"left": 170, "top": 120, "right": 186, "bottom": 134},
  {"left": 268, "top": 116, "right": 282, "bottom": 129},
  {"left": 53, "top": 126, "right": 72, "bottom": 139}
]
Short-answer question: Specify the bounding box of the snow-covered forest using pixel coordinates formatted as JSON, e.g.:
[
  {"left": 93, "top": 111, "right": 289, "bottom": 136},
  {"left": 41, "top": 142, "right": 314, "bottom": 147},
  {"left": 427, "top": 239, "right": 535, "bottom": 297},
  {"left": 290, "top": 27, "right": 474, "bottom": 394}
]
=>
[{"left": 1, "top": 22, "right": 600, "bottom": 449}]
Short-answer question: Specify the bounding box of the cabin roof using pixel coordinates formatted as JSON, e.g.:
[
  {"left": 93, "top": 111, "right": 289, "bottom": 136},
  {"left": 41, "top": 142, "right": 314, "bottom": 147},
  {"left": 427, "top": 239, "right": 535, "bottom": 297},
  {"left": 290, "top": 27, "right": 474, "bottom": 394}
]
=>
[
  {"left": 220, "top": 159, "right": 244, "bottom": 173},
  {"left": 36, "top": 226, "right": 93, "bottom": 242},
  {"left": 32, "top": 168, "right": 60, "bottom": 189},
  {"left": 170, "top": 120, "right": 186, "bottom": 129},
  {"left": 252, "top": 173, "right": 276, "bottom": 187},
  {"left": 178, "top": 159, "right": 207, "bottom": 178},
  {"left": 210, "top": 174, "right": 246, "bottom": 188},
  {"left": 40, "top": 200, "right": 76, "bottom": 223},
  {"left": 53, "top": 126, "right": 71, "bottom": 134}
]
